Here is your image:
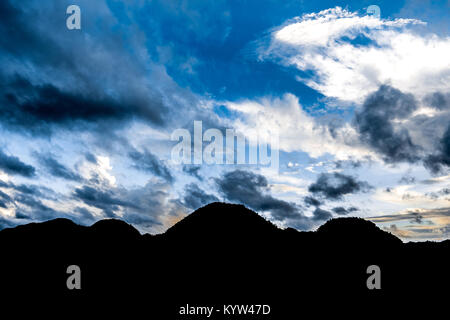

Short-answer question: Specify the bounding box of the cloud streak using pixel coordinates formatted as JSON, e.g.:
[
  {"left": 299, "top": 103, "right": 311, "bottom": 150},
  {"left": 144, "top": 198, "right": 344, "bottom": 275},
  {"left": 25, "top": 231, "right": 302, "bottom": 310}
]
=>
[{"left": 0, "top": 149, "right": 35, "bottom": 177}]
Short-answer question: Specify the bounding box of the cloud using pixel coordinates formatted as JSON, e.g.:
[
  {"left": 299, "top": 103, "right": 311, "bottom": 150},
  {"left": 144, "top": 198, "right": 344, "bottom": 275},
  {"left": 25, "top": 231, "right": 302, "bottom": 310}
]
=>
[
  {"left": 424, "top": 124, "right": 450, "bottom": 173},
  {"left": 13, "top": 192, "right": 63, "bottom": 221},
  {"left": 399, "top": 175, "right": 416, "bottom": 184},
  {"left": 78, "top": 155, "right": 117, "bottom": 187},
  {"left": 0, "top": 177, "right": 96, "bottom": 228},
  {"left": 355, "top": 85, "right": 420, "bottom": 163},
  {"left": 72, "top": 179, "right": 186, "bottom": 233},
  {"left": 73, "top": 185, "right": 132, "bottom": 218},
  {"left": 410, "top": 212, "right": 424, "bottom": 224},
  {"left": 347, "top": 84, "right": 450, "bottom": 172},
  {"left": 183, "top": 165, "right": 203, "bottom": 181},
  {"left": 237, "top": 6, "right": 450, "bottom": 169},
  {"left": 84, "top": 152, "right": 98, "bottom": 164},
  {"left": 304, "top": 196, "right": 322, "bottom": 207},
  {"left": 0, "top": 0, "right": 204, "bottom": 138},
  {"left": 332, "top": 206, "right": 358, "bottom": 215},
  {"left": 1, "top": 180, "right": 55, "bottom": 200},
  {"left": 73, "top": 207, "right": 96, "bottom": 223},
  {"left": 426, "top": 187, "right": 450, "bottom": 200},
  {"left": 182, "top": 183, "right": 219, "bottom": 210},
  {"left": 224, "top": 85, "right": 450, "bottom": 172},
  {"left": 0, "top": 215, "right": 15, "bottom": 229},
  {"left": 312, "top": 208, "right": 332, "bottom": 221},
  {"left": 424, "top": 91, "right": 450, "bottom": 110},
  {"left": 262, "top": 7, "right": 448, "bottom": 103},
  {"left": 121, "top": 212, "right": 159, "bottom": 229},
  {"left": 369, "top": 207, "right": 450, "bottom": 240},
  {"left": 215, "top": 169, "right": 303, "bottom": 222},
  {"left": 273, "top": 7, "right": 422, "bottom": 47},
  {"left": 313, "top": 208, "right": 333, "bottom": 221},
  {"left": 0, "top": 189, "right": 13, "bottom": 208},
  {"left": 36, "top": 153, "right": 82, "bottom": 182},
  {"left": 225, "top": 93, "right": 367, "bottom": 159},
  {"left": 0, "top": 75, "right": 167, "bottom": 135},
  {"left": 129, "top": 150, "right": 174, "bottom": 183},
  {"left": 308, "top": 172, "right": 372, "bottom": 200},
  {"left": 0, "top": 149, "right": 35, "bottom": 177}
]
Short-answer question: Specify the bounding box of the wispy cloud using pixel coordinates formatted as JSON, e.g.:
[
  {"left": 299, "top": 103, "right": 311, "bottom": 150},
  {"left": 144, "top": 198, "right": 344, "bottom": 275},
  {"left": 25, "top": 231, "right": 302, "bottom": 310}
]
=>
[
  {"left": 260, "top": 7, "right": 449, "bottom": 102},
  {"left": 369, "top": 207, "right": 450, "bottom": 241}
]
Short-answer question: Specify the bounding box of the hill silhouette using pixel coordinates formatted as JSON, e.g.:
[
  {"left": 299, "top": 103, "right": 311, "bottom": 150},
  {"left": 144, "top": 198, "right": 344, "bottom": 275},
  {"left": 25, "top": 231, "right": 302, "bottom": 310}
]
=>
[
  {"left": 164, "top": 203, "right": 282, "bottom": 241},
  {"left": 0, "top": 202, "right": 448, "bottom": 316}
]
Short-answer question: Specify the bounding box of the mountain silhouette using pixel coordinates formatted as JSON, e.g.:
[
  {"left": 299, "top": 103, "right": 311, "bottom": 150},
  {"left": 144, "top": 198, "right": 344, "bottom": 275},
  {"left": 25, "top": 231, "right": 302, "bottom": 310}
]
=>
[
  {"left": 0, "top": 202, "right": 448, "bottom": 316},
  {"left": 164, "top": 203, "right": 282, "bottom": 241}
]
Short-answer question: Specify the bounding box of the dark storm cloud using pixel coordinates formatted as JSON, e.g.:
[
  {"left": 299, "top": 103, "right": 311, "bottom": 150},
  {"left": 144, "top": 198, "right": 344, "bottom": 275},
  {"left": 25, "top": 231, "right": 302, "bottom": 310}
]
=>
[
  {"left": 0, "top": 76, "right": 166, "bottom": 135},
  {"left": 183, "top": 165, "right": 203, "bottom": 181},
  {"left": 13, "top": 184, "right": 51, "bottom": 198},
  {"left": 36, "top": 153, "right": 82, "bottom": 182},
  {"left": 355, "top": 85, "right": 420, "bottom": 163},
  {"left": 0, "top": 1, "right": 67, "bottom": 67},
  {"left": 0, "top": 1, "right": 197, "bottom": 138},
  {"left": 304, "top": 196, "right": 321, "bottom": 207},
  {"left": 308, "top": 173, "right": 371, "bottom": 200},
  {"left": 215, "top": 170, "right": 301, "bottom": 221},
  {"left": 423, "top": 124, "right": 450, "bottom": 174},
  {"left": 332, "top": 207, "right": 358, "bottom": 215},
  {"left": 0, "top": 180, "right": 57, "bottom": 202},
  {"left": 73, "top": 186, "right": 133, "bottom": 218},
  {"left": 0, "top": 190, "right": 13, "bottom": 208},
  {"left": 129, "top": 150, "right": 174, "bottom": 183},
  {"left": 424, "top": 92, "right": 450, "bottom": 110},
  {"left": 312, "top": 208, "right": 332, "bottom": 221},
  {"left": 351, "top": 86, "right": 450, "bottom": 173},
  {"left": 0, "top": 149, "right": 35, "bottom": 177},
  {"left": 183, "top": 183, "right": 219, "bottom": 210},
  {"left": 0, "top": 200, "right": 7, "bottom": 209},
  {"left": 14, "top": 212, "right": 30, "bottom": 219}
]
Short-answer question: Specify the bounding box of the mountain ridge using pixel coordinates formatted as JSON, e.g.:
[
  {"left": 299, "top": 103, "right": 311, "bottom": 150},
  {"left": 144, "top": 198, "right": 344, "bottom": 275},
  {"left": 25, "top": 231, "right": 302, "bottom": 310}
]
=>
[
  {"left": 0, "top": 201, "right": 448, "bottom": 315},
  {"left": 0, "top": 202, "right": 424, "bottom": 244}
]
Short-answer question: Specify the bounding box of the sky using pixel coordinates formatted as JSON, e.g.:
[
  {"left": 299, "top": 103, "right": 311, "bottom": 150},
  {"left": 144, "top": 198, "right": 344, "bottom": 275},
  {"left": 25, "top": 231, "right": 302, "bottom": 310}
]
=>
[{"left": 0, "top": 0, "right": 449, "bottom": 241}]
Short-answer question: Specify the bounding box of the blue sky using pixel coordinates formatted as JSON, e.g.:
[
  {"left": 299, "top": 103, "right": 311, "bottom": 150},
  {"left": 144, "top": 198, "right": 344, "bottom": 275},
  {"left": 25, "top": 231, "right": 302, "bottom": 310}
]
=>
[{"left": 0, "top": 0, "right": 449, "bottom": 241}]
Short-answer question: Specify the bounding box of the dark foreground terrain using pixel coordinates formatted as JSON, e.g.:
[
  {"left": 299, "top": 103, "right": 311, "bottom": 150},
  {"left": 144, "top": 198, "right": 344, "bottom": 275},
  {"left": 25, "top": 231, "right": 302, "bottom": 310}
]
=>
[{"left": 1, "top": 202, "right": 448, "bottom": 316}]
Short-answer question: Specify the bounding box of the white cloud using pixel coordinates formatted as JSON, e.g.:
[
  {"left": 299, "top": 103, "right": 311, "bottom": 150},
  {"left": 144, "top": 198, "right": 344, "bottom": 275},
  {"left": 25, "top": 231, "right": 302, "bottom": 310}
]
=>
[
  {"left": 262, "top": 7, "right": 449, "bottom": 103},
  {"left": 225, "top": 93, "right": 371, "bottom": 158},
  {"left": 79, "top": 155, "right": 117, "bottom": 187},
  {"left": 274, "top": 7, "right": 422, "bottom": 47}
]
